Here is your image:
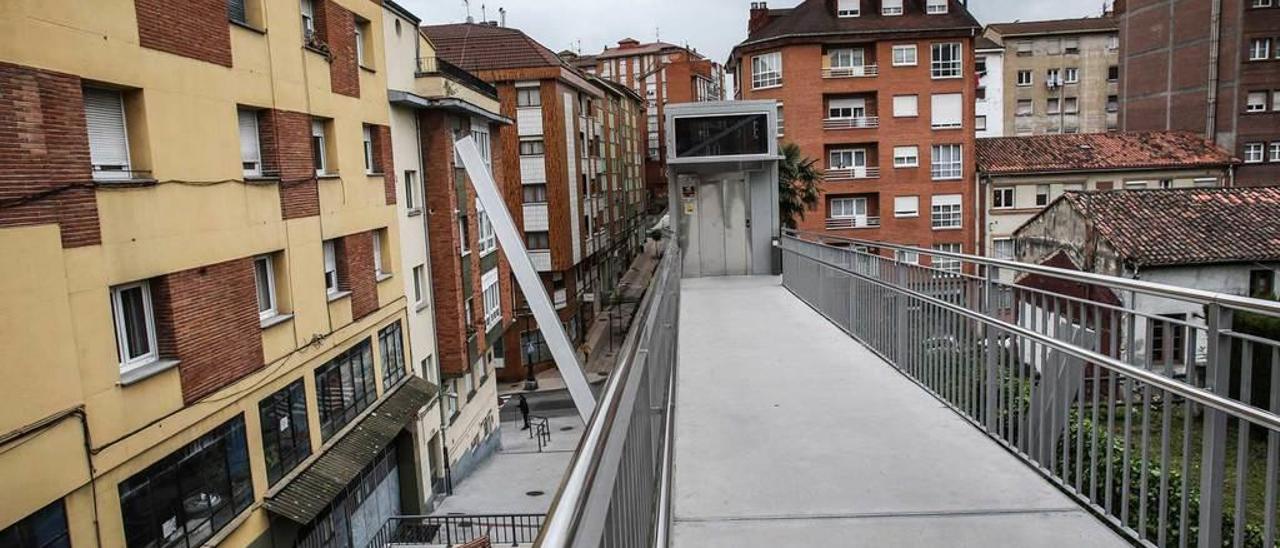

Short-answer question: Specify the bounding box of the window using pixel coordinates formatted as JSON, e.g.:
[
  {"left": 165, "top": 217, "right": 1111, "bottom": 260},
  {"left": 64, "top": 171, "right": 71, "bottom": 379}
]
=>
[
  {"left": 258, "top": 380, "right": 311, "bottom": 486},
  {"left": 975, "top": 56, "right": 987, "bottom": 75},
  {"left": 112, "top": 281, "right": 158, "bottom": 371},
  {"left": 1016, "top": 41, "right": 1032, "bottom": 56},
  {"left": 476, "top": 209, "right": 496, "bottom": 256},
  {"left": 519, "top": 139, "right": 545, "bottom": 156},
  {"left": 523, "top": 183, "right": 549, "bottom": 203},
  {"left": 926, "top": 0, "right": 948, "bottom": 14},
  {"left": 362, "top": 125, "right": 374, "bottom": 173},
  {"left": 893, "top": 146, "right": 919, "bottom": 167},
  {"left": 751, "top": 52, "right": 782, "bottom": 89},
  {"left": 1245, "top": 142, "right": 1265, "bottom": 163},
  {"left": 1151, "top": 314, "right": 1187, "bottom": 364},
  {"left": 892, "top": 45, "right": 917, "bottom": 66},
  {"left": 229, "top": 0, "right": 248, "bottom": 24},
  {"left": 829, "top": 197, "right": 866, "bottom": 219},
  {"left": 1064, "top": 67, "right": 1079, "bottom": 84},
  {"left": 526, "top": 231, "right": 550, "bottom": 250},
  {"left": 975, "top": 115, "right": 987, "bottom": 131},
  {"left": 1107, "top": 95, "right": 1119, "bottom": 112},
  {"left": 882, "top": 0, "right": 903, "bottom": 15},
  {"left": 119, "top": 416, "right": 253, "bottom": 548},
  {"left": 410, "top": 265, "right": 426, "bottom": 307},
  {"left": 1046, "top": 38, "right": 1062, "bottom": 56},
  {"left": 238, "top": 108, "right": 261, "bottom": 177},
  {"left": 1125, "top": 181, "right": 1149, "bottom": 189},
  {"left": 893, "top": 94, "right": 918, "bottom": 117},
  {"left": 828, "top": 148, "right": 866, "bottom": 169},
  {"left": 931, "top": 144, "right": 962, "bottom": 180},
  {"left": 1108, "top": 35, "right": 1119, "bottom": 51},
  {"left": 354, "top": 18, "right": 372, "bottom": 67},
  {"left": 84, "top": 87, "right": 132, "bottom": 180},
  {"left": 1271, "top": 142, "right": 1280, "bottom": 162},
  {"left": 311, "top": 118, "right": 328, "bottom": 175},
  {"left": 1064, "top": 97, "right": 1079, "bottom": 113},
  {"left": 930, "top": 195, "right": 962, "bottom": 229},
  {"left": 1016, "top": 99, "right": 1033, "bottom": 116},
  {"left": 372, "top": 229, "right": 387, "bottom": 277},
  {"left": 457, "top": 213, "right": 470, "bottom": 255},
  {"left": 829, "top": 48, "right": 865, "bottom": 70},
  {"left": 976, "top": 86, "right": 987, "bottom": 101},
  {"left": 300, "top": 0, "right": 315, "bottom": 38},
  {"left": 1035, "top": 184, "right": 1050, "bottom": 206},
  {"left": 1046, "top": 68, "right": 1061, "bottom": 87},
  {"left": 521, "top": 330, "right": 554, "bottom": 364},
  {"left": 1017, "top": 70, "right": 1032, "bottom": 86},
  {"left": 1064, "top": 37, "right": 1080, "bottom": 54},
  {"left": 1047, "top": 98, "right": 1061, "bottom": 114},
  {"left": 1250, "top": 269, "right": 1276, "bottom": 298},
  {"left": 993, "top": 238, "right": 1015, "bottom": 260},
  {"left": 930, "top": 42, "right": 961, "bottom": 78},
  {"left": 777, "top": 104, "right": 785, "bottom": 136},
  {"left": 895, "top": 249, "right": 919, "bottom": 264},
  {"left": 1108, "top": 65, "right": 1119, "bottom": 82},
  {"left": 828, "top": 97, "right": 866, "bottom": 119},
  {"left": 930, "top": 93, "right": 963, "bottom": 129},
  {"left": 1250, "top": 38, "right": 1272, "bottom": 61},
  {"left": 1254, "top": 0, "right": 1274, "bottom": 6},
  {"left": 1275, "top": 91, "right": 1280, "bottom": 111},
  {"left": 837, "top": 0, "right": 860, "bottom": 16},
  {"left": 404, "top": 170, "right": 420, "bottom": 210},
  {"left": 315, "top": 339, "right": 377, "bottom": 439},
  {"left": 932, "top": 244, "right": 962, "bottom": 273},
  {"left": 379, "top": 321, "right": 406, "bottom": 389},
  {"left": 1248, "top": 91, "right": 1269, "bottom": 112},
  {"left": 323, "top": 239, "right": 339, "bottom": 295},
  {"left": 993, "top": 187, "right": 1015, "bottom": 209},
  {"left": 481, "top": 269, "right": 501, "bottom": 329},
  {"left": 894, "top": 195, "right": 919, "bottom": 217},
  {"left": 517, "top": 87, "right": 541, "bottom": 107},
  {"left": 2, "top": 501, "right": 71, "bottom": 548},
  {"left": 254, "top": 255, "right": 278, "bottom": 321}
]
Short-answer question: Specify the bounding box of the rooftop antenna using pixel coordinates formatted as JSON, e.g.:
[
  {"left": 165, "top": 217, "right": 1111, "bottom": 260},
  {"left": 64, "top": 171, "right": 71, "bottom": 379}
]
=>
[
  {"left": 463, "top": 0, "right": 473, "bottom": 23},
  {"left": 499, "top": 7, "right": 506, "bottom": 27},
  {"left": 481, "top": 4, "right": 487, "bottom": 23},
  {"left": 655, "top": 26, "right": 661, "bottom": 43}
]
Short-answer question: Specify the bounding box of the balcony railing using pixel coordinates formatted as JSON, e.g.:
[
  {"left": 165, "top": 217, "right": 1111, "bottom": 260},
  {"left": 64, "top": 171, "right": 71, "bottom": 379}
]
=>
[
  {"left": 365, "top": 514, "right": 544, "bottom": 547},
  {"left": 823, "top": 116, "right": 879, "bottom": 130},
  {"left": 826, "top": 166, "right": 880, "bottom": 180},
  {"left": 779, "top": 230, "right": 1280, "bottom": 548},
  {"left": 416, "top": 56, "right": 498, "bottom": 100},
  {"left": 822, "top": 65, "right": 879, "bottom": 78},
  {"left": 825, "top": 216, "right": 880, "bottom": 230}
]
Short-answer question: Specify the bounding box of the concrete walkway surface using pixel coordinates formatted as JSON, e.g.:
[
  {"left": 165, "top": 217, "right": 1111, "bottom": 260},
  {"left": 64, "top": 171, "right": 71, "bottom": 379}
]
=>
[{"left": 672, "top": 276, "right": 1129, "bottom": 547}]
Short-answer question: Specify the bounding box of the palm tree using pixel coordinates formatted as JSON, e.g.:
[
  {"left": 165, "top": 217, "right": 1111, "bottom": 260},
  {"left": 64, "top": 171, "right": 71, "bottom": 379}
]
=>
[{"left": 778, "top": 142, "right": 823, "bottom": 230}]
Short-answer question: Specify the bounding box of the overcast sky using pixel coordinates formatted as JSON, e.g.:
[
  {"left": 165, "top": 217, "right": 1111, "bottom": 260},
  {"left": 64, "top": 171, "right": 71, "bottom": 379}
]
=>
[{"left": 399, "top": 0, "right": 1110, "bottom": 91}]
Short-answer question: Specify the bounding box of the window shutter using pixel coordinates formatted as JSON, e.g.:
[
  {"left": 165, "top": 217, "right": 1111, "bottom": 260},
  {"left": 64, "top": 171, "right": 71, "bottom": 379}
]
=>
[
  {"left": 893, "top": 95, "right": 918, "bottom": 117},
  {"left": 238, "top": 110, "right": 261, "bottom": 167},
  {"left": 84, "top": 88, "right": 130, "bottom": 176},
  {"left": 894, "top": 196, "right": 919, "bottom": 215},
  {"left": 930, "top": 93, "right": 962, "bottom": 128},
  {"left": 228, "top": 0, "right": 247, "bottom": 23}
]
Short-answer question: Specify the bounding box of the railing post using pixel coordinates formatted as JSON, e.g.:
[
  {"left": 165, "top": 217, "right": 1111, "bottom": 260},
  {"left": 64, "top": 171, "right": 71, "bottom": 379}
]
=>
[
  {"left": 511, "top": 515, "right": 518, "bottom": 546},
  {"left": 984, "top": 265, "right": 1000, "bottom": 432},
  {"left": 895, "top": 262, "right": 908, "bottom": 366},
  {"left": 1199, "top": 302, "right": 1232, "bottom": 547}
]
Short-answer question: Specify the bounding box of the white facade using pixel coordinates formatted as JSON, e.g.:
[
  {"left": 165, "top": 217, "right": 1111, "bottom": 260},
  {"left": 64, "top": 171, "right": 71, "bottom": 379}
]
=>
[{"left": 976, "top": 47, "right": 1004, "bottom": 138}]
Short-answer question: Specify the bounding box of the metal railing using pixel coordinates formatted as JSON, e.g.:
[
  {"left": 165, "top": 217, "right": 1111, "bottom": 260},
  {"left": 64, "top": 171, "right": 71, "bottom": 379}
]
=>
[
  {"left": 365, "top": 514, "right": 544, "bottom": 547},
  {"left": 780, "top": 231, "right": 1280, "bottom": 548},
  {"left": 824, "top": 216, "right": 881, "bottom": 230},
  {"left": 822, "top": 64, "right": 879, "bottom": 78},
  {"left": 826, "top": 166, "right": 881, "bottom": 180},
  {"left": 537, "top": 240, "right": 681, "bottom": 547},
  {"left": 823, "top": 116, "right": 880, "bottom": 130},
  {"left": 416, "top": 56, "right": 498, "bottom": 100}
]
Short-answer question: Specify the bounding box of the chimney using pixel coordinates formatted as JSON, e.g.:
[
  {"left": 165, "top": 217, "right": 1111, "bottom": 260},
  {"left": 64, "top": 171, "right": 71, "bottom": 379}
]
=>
[
  {"left": 618, "top": 37, "right": 641, "bottom": 49},
  {"left": 499, "top": 7, "right": 506, "bottom": 27},
  {"left": 748, "top": 2, "right": 771, "bottom": 35}
]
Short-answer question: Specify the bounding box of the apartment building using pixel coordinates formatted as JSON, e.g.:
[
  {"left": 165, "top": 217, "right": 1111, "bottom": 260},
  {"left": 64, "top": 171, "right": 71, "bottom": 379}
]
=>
[
  {"left": 421, "top": 22, "right": 609, "bottom": 385},
  {"left": 984, "top": 17, "right": 1121, "bottom": 136},
  {"left": 0, "top": 1, "right": 434, "bottom": 547},
  {"left": 730, "top": 0, "right": 981, "bottom": 263},
  {"left": 976, "top": 131, "right": 1235, "bottom": 266},
  {"left": 975, "top": 36, "right": 1005, "bottom": 137},
  {"left": 576, "top": 39, "right": 726, "bottom": 207},
  {"left": 1117, "top": 0, "right": 1280, "bottom": 187},
  {"left": 381, "top": 2, "right": 507, "bottom": 498},
  {"left": 588, "top": 75, "right": 652, "bottom": 299}
]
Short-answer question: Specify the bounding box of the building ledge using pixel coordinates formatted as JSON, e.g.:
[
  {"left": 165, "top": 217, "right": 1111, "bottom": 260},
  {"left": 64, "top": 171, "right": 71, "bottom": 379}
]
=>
[
  {"left": 376, "top": 272, "right": 394, "bottom": 283},
  {"left": 119, "top": 358, "right": 181, "bottom": 387},
  {"left": 327, "top": 290, "right": 352, "bottom": 303},
  {"left": 317, "top": 173, "right": 341, "bottom": 180},
  {"left": 260, "top": 313, "right": 294, "bottom": 330},
  {"left": 415, "top": 301, "right": 431, "bottom": 313}
]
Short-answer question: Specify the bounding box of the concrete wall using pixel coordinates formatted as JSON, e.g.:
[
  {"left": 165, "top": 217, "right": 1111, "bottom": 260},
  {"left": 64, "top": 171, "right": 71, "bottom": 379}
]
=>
[
  {"left": 976, "top": 49, "right": 1005, "bottom": 137},
  {"left": 997, "top": 30, "right": 1119, "bottom": 135}
]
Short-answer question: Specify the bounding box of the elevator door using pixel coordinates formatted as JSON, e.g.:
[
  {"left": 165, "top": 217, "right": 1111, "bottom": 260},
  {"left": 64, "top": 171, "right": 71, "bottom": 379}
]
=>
[{"left": 696, "top": 176, "right": 750, "bottom": 276}]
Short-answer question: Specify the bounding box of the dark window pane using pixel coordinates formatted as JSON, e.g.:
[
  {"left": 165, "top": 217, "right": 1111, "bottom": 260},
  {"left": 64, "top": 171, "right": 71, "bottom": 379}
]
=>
[
  {"left": 315, "top": 340, "right": 376, "bottom": 439},
  {"left": 0, "top": 500, "right": 71, "bottom": 548},
  {"left": 119, "top": 286, "right": 151, "bottom": 359},
  {"left": 259, "top": 379, "right": 311, "bottom": 485},
  {"left": 673, "top": 114, "right": 768, "bottom": 158}
]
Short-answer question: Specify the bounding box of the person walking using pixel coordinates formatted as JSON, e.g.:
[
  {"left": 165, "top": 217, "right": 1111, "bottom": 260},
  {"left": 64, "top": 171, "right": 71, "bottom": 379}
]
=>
[{"left": 517, "top": 394, "right": 531, "bottom": 431}]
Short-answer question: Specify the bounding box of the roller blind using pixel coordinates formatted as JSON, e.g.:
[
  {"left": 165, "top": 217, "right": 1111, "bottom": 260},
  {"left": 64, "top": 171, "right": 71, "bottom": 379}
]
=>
[
  {"left": 84, "top": 87, "right": 130, "bottom": 178},
  {"left": 228, "top": 0, "right": 247, "bottom": 23},
  {"left": 930, "top": 93, "right": 962, "bottom": 128},
  {"left": 238, "top": 109, "right": 261, "bottom": 173}
]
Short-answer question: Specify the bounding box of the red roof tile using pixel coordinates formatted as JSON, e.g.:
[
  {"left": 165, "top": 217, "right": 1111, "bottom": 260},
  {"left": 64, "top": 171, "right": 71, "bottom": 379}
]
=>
[
  {"left": 1048, "top": 187, "right": 1280, "bottom": 267},
  {"left": 421, "top": 23, "right": 565, "bottom": 72},
  {"left": 737, "top": 0, "right": 980, "bottom": 51},
  {"left": 976, "top": 132, "right": 1236, "bottom": 175},
  {"left": 986, "top": 16, "right": 1118, "bottom": 37}
]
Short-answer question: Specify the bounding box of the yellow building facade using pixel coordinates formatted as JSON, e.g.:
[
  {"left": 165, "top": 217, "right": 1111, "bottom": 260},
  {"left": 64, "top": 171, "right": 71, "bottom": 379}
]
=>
[{"left": 0, "top": 0, "right": 437, "bottom": 546}]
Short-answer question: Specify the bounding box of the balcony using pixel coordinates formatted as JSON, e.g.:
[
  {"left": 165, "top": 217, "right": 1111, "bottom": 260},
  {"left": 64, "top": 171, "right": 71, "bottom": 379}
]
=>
[
  {"left": 822, "top": 64, "right": 879, "bottom": 78},
  {"left": 825, "top": 216, "right": 880, "bottom": 230},
  {"left": 826, "top": 166, "right": 880, "bottom": 180},
  {"left": 416, "top": 56, "right": 498, "bottom": 100},
  {"left": 823, "top": 116, "right": 879, "bottom": 130}
]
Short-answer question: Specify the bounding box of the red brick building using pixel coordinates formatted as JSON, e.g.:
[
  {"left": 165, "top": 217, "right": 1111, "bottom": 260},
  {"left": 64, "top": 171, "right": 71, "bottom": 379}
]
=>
[
  {"left": 729, "top": 0, "right": 982, "bottom": 261},
  {"left": 1116, "top": 0, "right": 1280, "bottom": 186}
]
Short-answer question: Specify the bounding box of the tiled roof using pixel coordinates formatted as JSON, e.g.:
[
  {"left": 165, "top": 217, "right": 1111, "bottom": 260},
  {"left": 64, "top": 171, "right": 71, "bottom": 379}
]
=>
[
  {"left": 739, "top": 0, "right": 980, "bottom": 47},
  {"left": 597, "top": 41, "right": 690, "bottom": 60},
  {"left": 1053, "top": 187, "right": 1280, "bottom": 267},
  {"left": 421, "top": 23, "right": 565, "bottom": 72},
  {"left": 986, "top": 16, "right": 1117, "bottom": 37},
  {"left": 976, "top": 132, "right": 1236, "bottom": 175},
  {"left": 975, "top": 36, "right": 1002, "bottom": 50}
]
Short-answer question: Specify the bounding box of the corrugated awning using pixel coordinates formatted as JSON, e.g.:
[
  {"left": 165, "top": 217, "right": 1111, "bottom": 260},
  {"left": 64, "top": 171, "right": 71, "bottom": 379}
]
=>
[{"left": 264, "top": 376, "right": 438, "bottom": 524}]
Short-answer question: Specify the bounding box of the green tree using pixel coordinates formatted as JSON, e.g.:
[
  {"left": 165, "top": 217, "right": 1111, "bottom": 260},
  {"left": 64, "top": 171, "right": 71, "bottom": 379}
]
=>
[{"left": 778, "top": 142, "right": 823, "bottom": 230}]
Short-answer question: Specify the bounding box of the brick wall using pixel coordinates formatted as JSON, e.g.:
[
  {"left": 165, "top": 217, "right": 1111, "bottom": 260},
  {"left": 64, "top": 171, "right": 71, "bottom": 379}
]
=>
[
  {"left": 372, "top": 124, "right": 397, "bottom": 204},
  {"left": 0, "top": 62, "right": 100, "bottom": 248},
  {"left": 133, "top": 0, "right": 233, "bottom": 67},
  {"left": 316, "top": 0, "right": 360, "bottom": 98},
  {"left": 340, "top": 231, "right": 379, "bottom": 320},
  {"left": 152, "top": 258, "right": 264, "bottom": 404},
  {"left": 421, "top": 110, "right": 468, "bottom": 375},
  {"left": 259, "top": 109, "right": 320, "bottom": 219}
]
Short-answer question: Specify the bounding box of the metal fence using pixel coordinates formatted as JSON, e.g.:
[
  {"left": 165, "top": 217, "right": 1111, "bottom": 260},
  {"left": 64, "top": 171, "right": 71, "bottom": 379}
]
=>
[
  {"left": 364, "top": 514, "right": 544, "bottom": 547},
  {"left": 536, "top": 240, "right": 682, "bottom": 548},
  {"left": 781, "top": 231, "right": 1280, "bottom": 548}
]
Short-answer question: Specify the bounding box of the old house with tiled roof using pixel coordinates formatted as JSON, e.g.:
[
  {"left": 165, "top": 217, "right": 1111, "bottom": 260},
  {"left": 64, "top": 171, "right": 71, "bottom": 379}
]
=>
[
  {"left": 1013, "top": 186, "right": 1280, "bottom": 364},
  {"left": 976, "top": 131, "right": 1236, "bottom": 264}
]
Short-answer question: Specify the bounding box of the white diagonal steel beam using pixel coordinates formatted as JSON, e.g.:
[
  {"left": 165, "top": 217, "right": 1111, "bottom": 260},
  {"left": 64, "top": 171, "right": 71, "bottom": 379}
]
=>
[{"left": 454, "top": 136, "right": 596, "bottom": 421}]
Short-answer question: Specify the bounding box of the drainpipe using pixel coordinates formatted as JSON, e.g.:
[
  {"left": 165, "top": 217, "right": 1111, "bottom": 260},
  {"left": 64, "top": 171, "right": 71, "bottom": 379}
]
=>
[{"left": 1205, "top": 0, "right": 1222, "bottom": 142}]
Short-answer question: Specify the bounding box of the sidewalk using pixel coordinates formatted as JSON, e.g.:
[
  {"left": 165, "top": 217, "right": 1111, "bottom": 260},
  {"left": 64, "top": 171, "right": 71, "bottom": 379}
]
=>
[{"left": 499, "top": 240, "right": 663, "bottom": 396}]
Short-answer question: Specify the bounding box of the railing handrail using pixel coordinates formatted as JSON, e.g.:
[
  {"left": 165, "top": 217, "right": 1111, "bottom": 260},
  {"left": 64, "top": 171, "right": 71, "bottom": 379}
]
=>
[
  {"left": 785, "top": 228, "right": 1280, "bottom": 319},
  {"left": 780, "top": 234, "right": 1280, "bottom": 431},
  {"left": 416, "top": 55, "right": 499, "bottom": 99}
]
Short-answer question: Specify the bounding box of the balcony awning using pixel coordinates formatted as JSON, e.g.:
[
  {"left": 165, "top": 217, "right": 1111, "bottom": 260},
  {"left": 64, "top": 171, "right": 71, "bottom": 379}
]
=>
[
  {"left": 263, "top": 376, "right": 437, "bottom": 524},
  {"left": 387, "top": 90, "right": 512, "bottom": 125}
]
